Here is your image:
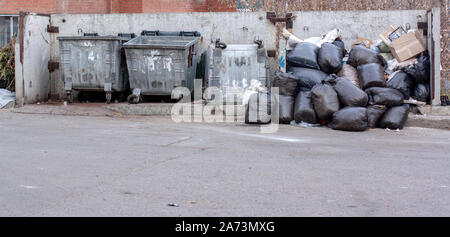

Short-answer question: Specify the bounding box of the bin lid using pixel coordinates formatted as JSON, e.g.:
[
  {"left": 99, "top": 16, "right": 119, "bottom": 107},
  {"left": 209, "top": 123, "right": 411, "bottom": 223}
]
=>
[
  {"left": 123, "top": 36, "right": 199, "bottom": 49},
  {"left": 57, "top": 36, "right": 123, "bottom": 41}
]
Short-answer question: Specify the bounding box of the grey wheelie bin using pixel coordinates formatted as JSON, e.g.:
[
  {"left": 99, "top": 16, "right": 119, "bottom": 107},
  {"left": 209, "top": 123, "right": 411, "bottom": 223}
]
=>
[
  {"left": 123, "top": 34, "right": 200, "bottom": 104},
  {"left": 58, "top": 33, "right": 135, "bottom": 103}
]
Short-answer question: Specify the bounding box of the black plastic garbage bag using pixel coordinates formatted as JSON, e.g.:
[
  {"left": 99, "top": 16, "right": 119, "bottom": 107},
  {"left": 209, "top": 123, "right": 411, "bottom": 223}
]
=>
[
  {"left": 318, "top": 42, "right": 344, "bottom": 74},
  {"left": 386, "top": 71, "right": 414, "bottom": 99},
  {"left": 311, "top": 82, "right": 340, "bottom": 120},
  {"left": 367, "top": 105, "right": 387, "bottom": 128},
  {"left": 348, "top": 45, "right": 386, "bottom": 68},
  {"left": 287, "top": 67, "right": 328, "bottom": 90},
  {"left": 328, "top": 107, "right": 368, "bottom": 131},
  {"left": 411, "top": 83, "right": 430, "bottom": 102},
  {"left": 245, "top": 92, "right": 272, "bottom": 124},
  {"left": 332, "top": 39, "right": 347, "bottom": 56},
  {"left": 357, "top": 63, "right": 386, "bottom": 90},
  {"left": 294, "top": 90, "right": 317, "bottom": 124},
  {"left": 279, "top": 95, "right": 295, "bottom": 124},
  {"left": 328, "top": 75, "right": 368, "bottom": 107},
  {"left": 286, "top": 42, "right": 320, "bottom": 69},
  {"left": 337, "top": 64, "right": 360, "bottom": 88},
  {"left": 365, "top": 87, "right": 404, "bottom": 107},
  {"left": 379, "top": 104, "right": 410, "bottom": 129},
  {"left": 272, "top": 71, "right": 299, "bottom": 97},
  {"left": 402, "top": 52, "right": 430, "bottom": 84}
]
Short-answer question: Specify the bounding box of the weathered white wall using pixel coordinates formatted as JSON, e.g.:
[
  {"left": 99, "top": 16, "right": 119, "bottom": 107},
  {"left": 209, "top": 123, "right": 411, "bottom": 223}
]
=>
[
  {"left": 47, "top": 10, "right": 428, "bottom": 99},
  {"left": 15, "top": 13, "right": 51, "bottom": 105}
]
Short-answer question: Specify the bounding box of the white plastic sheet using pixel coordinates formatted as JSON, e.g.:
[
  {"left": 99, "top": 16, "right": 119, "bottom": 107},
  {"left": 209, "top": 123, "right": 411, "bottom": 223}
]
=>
[
  {"left": 283, "top": 28, "right": 342, "bottom": 49},
  {"left": 0, "top": 89, "right": 15, "bottom": 109},
  {"left": 283, "top": 29, "right": 303, "bottom": 51}
]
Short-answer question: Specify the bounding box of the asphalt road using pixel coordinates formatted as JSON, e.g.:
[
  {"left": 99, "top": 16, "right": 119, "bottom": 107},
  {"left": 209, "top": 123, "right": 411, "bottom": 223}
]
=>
[{"left": 0, "top": 111, "right": 449, "bottom": 216}]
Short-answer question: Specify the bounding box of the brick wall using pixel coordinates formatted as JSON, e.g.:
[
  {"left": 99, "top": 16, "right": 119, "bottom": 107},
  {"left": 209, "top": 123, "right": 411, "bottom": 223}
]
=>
[
  {"left": 0, "top": 0, "right": 233, "bottom": 14},
  {"left": 142, "top": 0, "right": 234, "bottom": 13},
  {"left": 0, "top": 0, "right": 58, "bottom": 14},
  {"left": 117, "top": 0, "right": 143, "bottom": 13},
  {"left": 64, "top": 0, "right": 111, "bottom": 14}
]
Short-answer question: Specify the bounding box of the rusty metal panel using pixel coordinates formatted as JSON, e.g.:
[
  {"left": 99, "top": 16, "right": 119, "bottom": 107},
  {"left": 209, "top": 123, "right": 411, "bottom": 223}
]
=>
[
  {"left": 46, "top": 24, "right": 59, "bottom": 33},
  {"left": 205, "top": 44, "right": 269, "bottom": 104},
  {"left": 48, "top": 61, "right": 59, "bottom": 72},
  {"left": 58, "top": 36, "right": 127, "bottom": 93},
  {"left": 123, "top": 36, "right": 200, "bottom": 95}
]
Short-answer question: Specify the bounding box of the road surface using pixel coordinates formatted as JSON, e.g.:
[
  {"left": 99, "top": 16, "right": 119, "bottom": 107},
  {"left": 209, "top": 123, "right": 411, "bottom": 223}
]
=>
[{"left": 0, "top": 111, "right": 449, "bottom": 216}]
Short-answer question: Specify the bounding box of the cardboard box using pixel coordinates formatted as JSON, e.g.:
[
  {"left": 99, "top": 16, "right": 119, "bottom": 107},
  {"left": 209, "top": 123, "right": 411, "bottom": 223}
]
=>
[{"left": 389, "top": 31, "right": 425, "bottom": 62}]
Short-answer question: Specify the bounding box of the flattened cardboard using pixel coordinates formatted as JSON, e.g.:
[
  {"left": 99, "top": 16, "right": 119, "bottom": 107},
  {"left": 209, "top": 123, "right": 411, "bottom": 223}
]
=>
[{"left": 351, "top": 37, "right": 372, "bottom": 49}]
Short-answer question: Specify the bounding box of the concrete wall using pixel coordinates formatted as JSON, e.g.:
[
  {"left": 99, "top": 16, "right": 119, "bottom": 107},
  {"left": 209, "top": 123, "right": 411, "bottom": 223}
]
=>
[
  {"left": 15, "top": 13, "right": 51, "bottom": 105},
  {"left": 47, "top": 10, "right": 429, "bottom": 100}
]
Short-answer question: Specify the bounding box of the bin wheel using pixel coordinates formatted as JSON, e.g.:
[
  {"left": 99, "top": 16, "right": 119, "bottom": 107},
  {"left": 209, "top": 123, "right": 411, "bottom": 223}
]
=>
[
  {"left": 78, "top": 92, "right": 87, "bottom": 102},
  {"left": 106, "top": 92, "right": 112, "bottom": 104},
  {"left": 118, "top": 92, "right": 125, "bottom": 102},
  {"left": 67, "top": 92, "right": 73, "bottom": 103},
  {"left": 127, "top": 94, "right": 140, "bottom": 104}
]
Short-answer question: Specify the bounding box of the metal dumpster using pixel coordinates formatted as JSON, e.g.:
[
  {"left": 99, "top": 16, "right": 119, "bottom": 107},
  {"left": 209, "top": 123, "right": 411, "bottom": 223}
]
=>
[
  {"left": 205, "top": 40, "right": 269, "bottom": 104},
  {"left": 123, "top": 35, "right": 200, "bottom": 103},
  {"left": 58, "top": 34, "right": 134, "bottom": 103}
]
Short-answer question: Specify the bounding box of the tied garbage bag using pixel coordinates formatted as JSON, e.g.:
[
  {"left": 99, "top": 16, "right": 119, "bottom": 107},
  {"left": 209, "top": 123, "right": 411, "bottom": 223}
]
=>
[
  {"left": 294, "top": 90, "right": 317, "bottom": 124},
  {"left": 245, "top": 92, "right": 272, "bottom": 124},
  {"left": 357, "top": 63, "right": 386, "bottom": 90},
  {"left": 279, "top": 95, "right": 295, "bottom": 124},
  {"left": 242, "top": 80, "right": 266, "bottom": 105},
  {"left": 311, "top": 81, "right": 340, "bottom": 120},
  {"left": 286, "top": 42, "right": 320, "bottom": 69},
  {"left": 328, "top": 107, "right": 368, "bottom": 131},
  {"left": 386, "top": 71, "right": 414, "bottom": 100},
  {"left": 412, "top": 83, "right": 430, "bottom": 102},
  {"left": 379, "top": 104, "right": 410, "bottom": 129},
  {"left": 367, "top": 105, "right": 387, "bottom": 128},
  {"left": 288, "top": 67, "right": 328, "bottom": 90},
  {"left": 318, "top": 43, "right": 344, "bottom": 74},
  {"left": 328, "top": 75, "right": 368, "bottom": 107},
  {"left": 402, "top": 52, "right": 430, "bottom": 84},
  {"left": 337, "top": 64, "right": 360, "bottom": 88},
  {"left": 348, "top": 45, "right": 386, "bottom": 68},
  {"left": 365, "top": 87, "right": 404, "bottom": 107},
  {"left": 272, "top": 71, "right": 299, "bottom": 97},
  {"left": 332, "top": 39, "right": 347, "bottom": 56}
]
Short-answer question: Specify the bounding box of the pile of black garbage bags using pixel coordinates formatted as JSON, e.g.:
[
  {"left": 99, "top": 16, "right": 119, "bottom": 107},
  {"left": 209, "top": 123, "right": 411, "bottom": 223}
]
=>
[{"left": 246, "top": 40, "right": 430, "bottom": 132}]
